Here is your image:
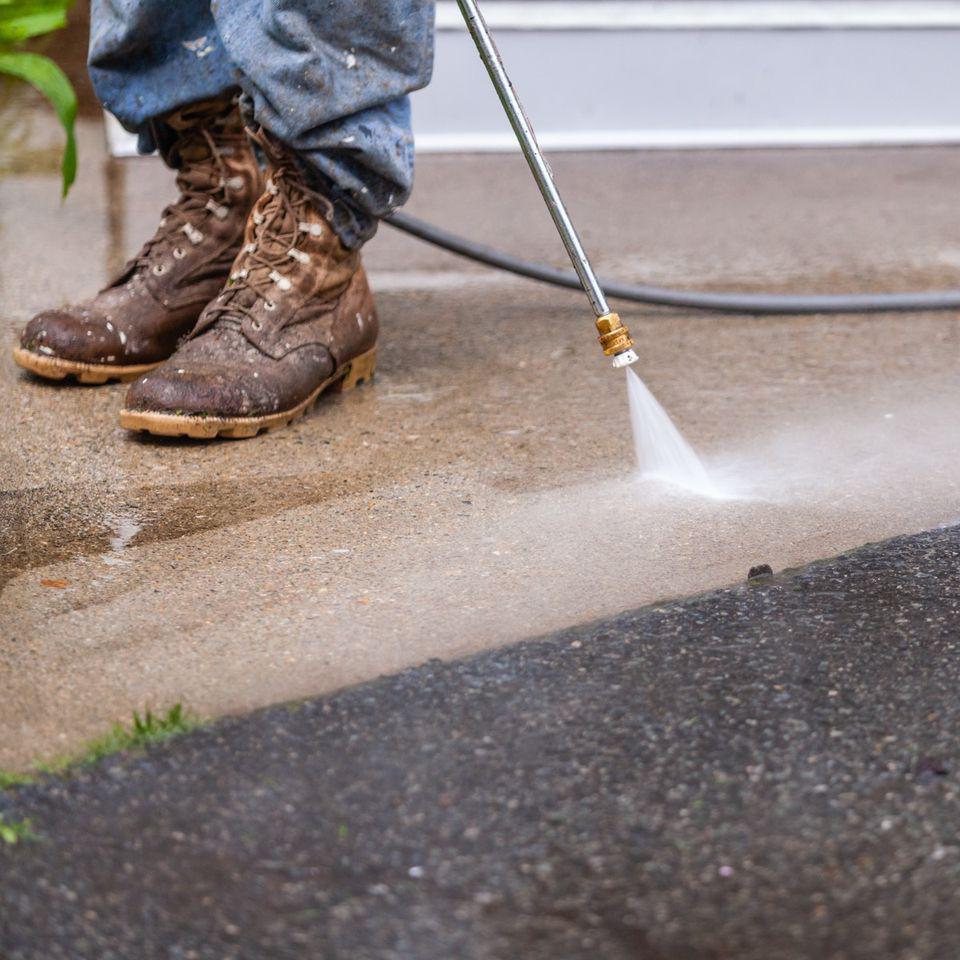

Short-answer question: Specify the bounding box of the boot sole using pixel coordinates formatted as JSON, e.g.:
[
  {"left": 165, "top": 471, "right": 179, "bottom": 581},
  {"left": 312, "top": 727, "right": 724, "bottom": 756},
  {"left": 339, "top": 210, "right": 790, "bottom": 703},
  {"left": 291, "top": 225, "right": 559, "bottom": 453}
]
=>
[
  {"left": 13, "top": 347, "right": 161, "bottom": 385},
  {"left": 118, "top": 347, "right": 377, "bottom": 440}
]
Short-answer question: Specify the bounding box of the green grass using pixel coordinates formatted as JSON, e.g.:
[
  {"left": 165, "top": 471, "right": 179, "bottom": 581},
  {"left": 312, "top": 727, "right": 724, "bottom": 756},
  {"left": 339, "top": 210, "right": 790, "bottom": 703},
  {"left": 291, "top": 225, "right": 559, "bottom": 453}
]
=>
[
  {"left": 0, "top": 705, "right": 198, "bottom": 847},
  {"left": 0, "top": 813, "right": 36, "bottom": 845},
  {"left": 44, "top": 703, "right": 196, "bottom": 772},
  {"left": 0, "top": 770, "right": 34, "bottom": 790},
  {"left": 0, "top": 704, "right": 198, "bottom": 788}
]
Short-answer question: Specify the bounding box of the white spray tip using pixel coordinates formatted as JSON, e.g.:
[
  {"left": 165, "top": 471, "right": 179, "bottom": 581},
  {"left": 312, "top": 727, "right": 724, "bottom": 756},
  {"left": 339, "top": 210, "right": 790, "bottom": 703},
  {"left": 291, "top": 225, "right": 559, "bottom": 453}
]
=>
[{"left": 611, "top": 348, "right": 639, "bottom": 368}]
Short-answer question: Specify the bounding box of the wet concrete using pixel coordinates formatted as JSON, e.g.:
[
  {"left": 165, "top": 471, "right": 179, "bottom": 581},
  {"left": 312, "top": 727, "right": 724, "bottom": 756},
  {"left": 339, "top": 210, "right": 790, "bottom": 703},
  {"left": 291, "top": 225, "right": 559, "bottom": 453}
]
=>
[
  {"left": 3, "top": 107, "right": 960, "bottom": 768},
  {"left": 3, "top": 526, "right": 960, "bottom": 960}
]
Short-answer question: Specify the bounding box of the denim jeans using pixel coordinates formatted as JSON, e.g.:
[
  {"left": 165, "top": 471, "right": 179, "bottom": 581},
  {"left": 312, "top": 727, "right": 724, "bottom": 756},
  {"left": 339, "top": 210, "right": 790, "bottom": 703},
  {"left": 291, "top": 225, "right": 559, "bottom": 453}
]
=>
[{"left": 88, "top": 0, "right": 436, "bottom": 247}]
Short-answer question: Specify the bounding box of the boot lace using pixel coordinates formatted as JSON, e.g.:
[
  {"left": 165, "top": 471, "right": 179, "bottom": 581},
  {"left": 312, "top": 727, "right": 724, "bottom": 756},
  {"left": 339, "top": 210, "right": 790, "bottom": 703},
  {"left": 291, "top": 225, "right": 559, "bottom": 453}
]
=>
[
  {"left": 125, "top": 128, "right": 240, "bottom": 276},
  {"left": 201, "top": 151, "right": 334, "bottom": 333}
]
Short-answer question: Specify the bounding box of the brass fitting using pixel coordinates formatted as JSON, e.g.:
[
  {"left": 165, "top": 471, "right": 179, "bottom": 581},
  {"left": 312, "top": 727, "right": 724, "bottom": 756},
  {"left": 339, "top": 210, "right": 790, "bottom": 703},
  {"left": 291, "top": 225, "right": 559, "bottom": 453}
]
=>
[{"left": 595, "top": 312, "right": 638, "bottom": 367}]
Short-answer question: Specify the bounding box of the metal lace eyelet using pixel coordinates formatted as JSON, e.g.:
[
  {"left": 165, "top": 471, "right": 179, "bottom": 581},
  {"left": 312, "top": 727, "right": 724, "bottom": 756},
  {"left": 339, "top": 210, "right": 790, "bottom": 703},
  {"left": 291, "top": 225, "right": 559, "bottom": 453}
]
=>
[
  {"left": 251, "top": 319, "right": 263, "bottom": 330},
  {"left": 264, "top": 300, "right": 276, "bottom": 311},
  {"left": 172, "top": 247, "right": 186, "bottom": 260},
  {"left": 152, "top": 263, "right": 166, "bottom": 275}
]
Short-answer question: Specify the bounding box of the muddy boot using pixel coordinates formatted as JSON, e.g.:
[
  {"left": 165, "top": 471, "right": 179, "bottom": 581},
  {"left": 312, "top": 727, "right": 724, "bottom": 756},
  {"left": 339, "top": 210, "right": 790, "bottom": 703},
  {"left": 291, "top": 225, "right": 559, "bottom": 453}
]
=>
[
  {"left": 119, "top": 130, "right": 378, "bottom": 439},
  {"left": 14, "top": 95, "right": 262, "bottom": 384}
]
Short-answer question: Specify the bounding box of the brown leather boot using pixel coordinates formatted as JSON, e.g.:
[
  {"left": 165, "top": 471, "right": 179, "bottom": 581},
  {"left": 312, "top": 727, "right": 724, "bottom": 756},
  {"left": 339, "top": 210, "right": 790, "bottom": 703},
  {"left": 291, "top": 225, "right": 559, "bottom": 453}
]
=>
[
  {"left": 119, "top": 130, "right": 378, "bottom": 439},
  {"left": 14, "top": 95, "right": 262, "bottom": 384}
]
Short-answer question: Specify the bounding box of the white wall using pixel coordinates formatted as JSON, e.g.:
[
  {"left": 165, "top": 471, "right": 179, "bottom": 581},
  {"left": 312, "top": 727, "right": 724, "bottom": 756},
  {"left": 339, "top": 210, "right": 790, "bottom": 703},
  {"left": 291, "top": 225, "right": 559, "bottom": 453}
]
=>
[{"left": 415, "top": 0, "right": 960, "bottom": 150}]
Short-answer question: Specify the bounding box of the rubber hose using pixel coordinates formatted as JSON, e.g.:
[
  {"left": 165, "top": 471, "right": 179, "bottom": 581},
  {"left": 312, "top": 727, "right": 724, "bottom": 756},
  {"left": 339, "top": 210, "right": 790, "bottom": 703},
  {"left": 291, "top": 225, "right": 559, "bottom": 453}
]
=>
[{"left": 385, "top": 211, "right": 960, "bottom": 316}]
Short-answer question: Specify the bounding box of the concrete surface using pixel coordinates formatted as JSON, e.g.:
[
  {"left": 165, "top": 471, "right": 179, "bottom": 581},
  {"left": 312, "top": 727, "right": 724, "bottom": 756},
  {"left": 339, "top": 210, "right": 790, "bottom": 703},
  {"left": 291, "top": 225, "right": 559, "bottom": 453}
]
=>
[
  {"left": 4, "top": 100, "right": 960, "bottom": 768},
  {"left": 4, "top": 526, "right": 960, "bottom": 960}
]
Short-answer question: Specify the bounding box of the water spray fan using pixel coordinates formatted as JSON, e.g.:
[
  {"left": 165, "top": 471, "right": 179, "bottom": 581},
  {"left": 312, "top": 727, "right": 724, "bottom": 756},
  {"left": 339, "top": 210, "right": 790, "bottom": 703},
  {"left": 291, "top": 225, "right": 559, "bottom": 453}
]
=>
[{"left": 455, "top": 0, "right": 639, "bottom": 368}]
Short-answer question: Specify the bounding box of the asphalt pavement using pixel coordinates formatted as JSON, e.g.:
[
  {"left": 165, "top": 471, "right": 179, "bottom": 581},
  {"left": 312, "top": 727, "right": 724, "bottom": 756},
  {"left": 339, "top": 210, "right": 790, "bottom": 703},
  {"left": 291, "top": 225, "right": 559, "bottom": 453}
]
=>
[{"left": 3, "top": 526, "right": 960, "bottom": 960}]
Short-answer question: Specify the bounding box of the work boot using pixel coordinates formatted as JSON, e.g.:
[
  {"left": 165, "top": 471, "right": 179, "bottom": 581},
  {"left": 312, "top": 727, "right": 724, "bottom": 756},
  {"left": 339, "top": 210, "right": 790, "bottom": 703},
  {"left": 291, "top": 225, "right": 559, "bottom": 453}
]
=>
[
  {"left": 14, "top": 95, "right": 262, "bottom": 384},
  {"left": 119, "top": 130, "right": 378, "bottom": 439}
]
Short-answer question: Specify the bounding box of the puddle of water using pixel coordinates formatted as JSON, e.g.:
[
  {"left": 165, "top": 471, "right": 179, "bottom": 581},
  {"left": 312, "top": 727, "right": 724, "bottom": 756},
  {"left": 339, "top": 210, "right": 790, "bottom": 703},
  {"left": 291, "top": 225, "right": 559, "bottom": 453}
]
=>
[
  {"left": 101, "top": 511, "right": 143, "bottom": 565},
  {"left": 1, "top": 476, "right": 364, "bottom": 589},
  {"left": 626, "top": 368, "right": 733, "bottom": 500}
]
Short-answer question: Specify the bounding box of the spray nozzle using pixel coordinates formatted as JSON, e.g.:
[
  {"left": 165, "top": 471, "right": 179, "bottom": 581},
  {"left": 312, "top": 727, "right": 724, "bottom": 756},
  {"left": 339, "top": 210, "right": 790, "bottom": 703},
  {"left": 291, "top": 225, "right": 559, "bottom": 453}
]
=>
[{"left": 595, "top": 312, "right": 638, "bottom": 368}]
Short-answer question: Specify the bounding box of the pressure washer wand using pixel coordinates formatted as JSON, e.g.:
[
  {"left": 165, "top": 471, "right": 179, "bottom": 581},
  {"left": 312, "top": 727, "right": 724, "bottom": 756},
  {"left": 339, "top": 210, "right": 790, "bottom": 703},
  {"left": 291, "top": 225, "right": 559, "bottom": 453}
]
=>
[{"left": 455, "top": 0, "right": 638, "bottom": 367}]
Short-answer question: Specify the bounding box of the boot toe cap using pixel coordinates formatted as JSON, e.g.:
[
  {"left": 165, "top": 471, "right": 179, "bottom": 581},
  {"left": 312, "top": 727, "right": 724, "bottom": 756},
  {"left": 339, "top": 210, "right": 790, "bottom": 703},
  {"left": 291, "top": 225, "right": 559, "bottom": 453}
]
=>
[
  {"left": 20, "top": 309, "right": 122, "bottom": 363},
  {"left": 125, "top": 363, "right": 277, "bottom": 418}
]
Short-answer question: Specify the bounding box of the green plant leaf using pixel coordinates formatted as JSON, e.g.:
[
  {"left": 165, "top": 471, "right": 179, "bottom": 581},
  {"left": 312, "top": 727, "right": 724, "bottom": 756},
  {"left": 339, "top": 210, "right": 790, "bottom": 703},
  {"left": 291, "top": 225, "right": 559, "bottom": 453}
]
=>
[
  {"left": 0, "top": 11, "right": 65, "bottom": 44},
  {"left": 0, "top": 0, "right": 71, "bottom": 43},
  {"left": 0, "top": 49, "right": 76, "bottom": 195}
]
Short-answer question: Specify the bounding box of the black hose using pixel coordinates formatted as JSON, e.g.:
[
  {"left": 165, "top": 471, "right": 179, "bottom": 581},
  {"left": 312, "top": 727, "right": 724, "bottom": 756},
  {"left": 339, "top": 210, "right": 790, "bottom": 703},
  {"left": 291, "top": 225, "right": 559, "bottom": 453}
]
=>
[{"left": 385, "top": 211, "right": 960, "bottom": 316}]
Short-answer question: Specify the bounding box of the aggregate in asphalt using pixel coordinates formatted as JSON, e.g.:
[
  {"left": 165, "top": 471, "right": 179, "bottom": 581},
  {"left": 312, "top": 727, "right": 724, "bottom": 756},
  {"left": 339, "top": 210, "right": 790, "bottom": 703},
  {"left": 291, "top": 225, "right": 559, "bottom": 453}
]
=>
[{"left": 3, "top": 526, "right": 960, "bottom": 960}]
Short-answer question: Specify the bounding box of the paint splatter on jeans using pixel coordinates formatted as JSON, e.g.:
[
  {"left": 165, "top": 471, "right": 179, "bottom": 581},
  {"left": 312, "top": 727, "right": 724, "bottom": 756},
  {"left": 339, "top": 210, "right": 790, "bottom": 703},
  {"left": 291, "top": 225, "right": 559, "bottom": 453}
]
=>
[{"left": 89, "top": 0, "right": 436, "bottom": 247}]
